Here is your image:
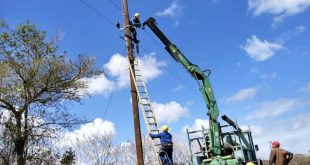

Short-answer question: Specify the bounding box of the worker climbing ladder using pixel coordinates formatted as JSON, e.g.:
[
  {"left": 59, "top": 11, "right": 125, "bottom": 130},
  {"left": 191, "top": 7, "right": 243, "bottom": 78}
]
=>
[{"left": 128, "top": 57, "right": 162, "bottom": 165}]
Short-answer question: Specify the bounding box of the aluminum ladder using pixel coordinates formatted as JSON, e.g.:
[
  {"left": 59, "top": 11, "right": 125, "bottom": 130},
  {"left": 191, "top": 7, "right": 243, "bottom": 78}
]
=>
[{"left": 128, "top": 57, "right": 162, "bottom": 165}]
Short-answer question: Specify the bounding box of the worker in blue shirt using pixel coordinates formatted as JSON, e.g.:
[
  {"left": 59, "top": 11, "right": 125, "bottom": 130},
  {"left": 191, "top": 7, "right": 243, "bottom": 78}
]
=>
[{"left": 149, "top": 125, "right": 173, "bottom": 165}]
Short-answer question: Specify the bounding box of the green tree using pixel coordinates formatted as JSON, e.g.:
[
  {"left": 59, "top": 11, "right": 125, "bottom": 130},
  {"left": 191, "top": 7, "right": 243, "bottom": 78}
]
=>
[
  {"left": 0, "top": 20, "right": 97, "bottom": 165},
  {"left": 61, "top": 148, "right": 75, "bottom": 165}
]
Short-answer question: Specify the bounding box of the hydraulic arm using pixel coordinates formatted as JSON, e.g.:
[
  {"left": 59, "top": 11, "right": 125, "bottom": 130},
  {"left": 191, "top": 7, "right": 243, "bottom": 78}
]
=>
[{"left": 143, "top": 17, "right": 222, "bottom": 156}]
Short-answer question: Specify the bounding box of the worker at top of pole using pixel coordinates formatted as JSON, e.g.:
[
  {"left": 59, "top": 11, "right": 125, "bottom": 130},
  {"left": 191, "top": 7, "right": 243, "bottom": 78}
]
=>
[
  {"left": 149, "top": 125, "right": 173, "bottom": 165},
  {"left": 130, "top": 12, "right": 141, "bottom": 44},
  {"left": 268, "top": 141, "right": 293, "bottom": 165}
]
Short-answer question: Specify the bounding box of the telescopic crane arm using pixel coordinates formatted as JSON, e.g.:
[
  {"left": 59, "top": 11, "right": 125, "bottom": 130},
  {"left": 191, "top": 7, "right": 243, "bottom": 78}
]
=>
[{"left": 143, "top": 17, "right": 222, "bottom": 156}]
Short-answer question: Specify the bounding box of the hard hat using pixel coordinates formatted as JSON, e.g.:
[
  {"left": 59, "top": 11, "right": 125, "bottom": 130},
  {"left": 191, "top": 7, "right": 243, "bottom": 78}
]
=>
[
  {"left": 246, "top": 162, "right": 255, "bottom": 165},
  {"left": 134, "top": 12, "right": 140, "bottom": 18},
  {"left": 272, "top": 141, "right": 280, "bottom": 148},
  {"left": 162, "top": 125, "right": 169, "bottom": 132}
]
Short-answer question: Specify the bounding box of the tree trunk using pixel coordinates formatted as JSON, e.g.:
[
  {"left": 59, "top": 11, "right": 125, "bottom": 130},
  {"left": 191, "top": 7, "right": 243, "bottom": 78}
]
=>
[{"left": 15, "top": 114, "right": 26, "bottom": 165}]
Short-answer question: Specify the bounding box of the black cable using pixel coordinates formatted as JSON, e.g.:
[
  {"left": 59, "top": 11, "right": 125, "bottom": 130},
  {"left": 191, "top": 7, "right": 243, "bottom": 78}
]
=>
[
  {"left": 101, "top": 45, "right": 127, "bottom": 120},
  {"left": 137, "top": 42, "right": 198, "bottom": 96},
  {"left": 143, "top": 29, "right": 166, "bottom": 51},
  {"left": 107, "top": 0, "right": 122, "bottom": 11},
  {"left": 83, "top": 46, "right": 126, "bottom": 137},
  {"left": 80, "top": 0, "right": 116, "bottom": 28}
]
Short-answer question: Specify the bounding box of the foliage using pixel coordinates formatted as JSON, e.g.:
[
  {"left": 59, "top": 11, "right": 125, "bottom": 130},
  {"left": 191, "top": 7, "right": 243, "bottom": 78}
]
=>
[
  {"left": 0, "top": 20, "right": 98, "bottom": 165},
  {"left": 61, "top": 148, "right": 75, "bottom": 165}
]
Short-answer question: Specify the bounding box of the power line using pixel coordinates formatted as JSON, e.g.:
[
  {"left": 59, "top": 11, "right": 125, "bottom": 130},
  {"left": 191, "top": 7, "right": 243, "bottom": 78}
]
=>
[
  {"left": 102, "top": 45, "right": 127, "bottom": 120},
  {"left": 141, "top": 29, "right": 198, "bottom": 95},
  {"left": 142, "top": 29, "right": 165, "bottom": 51},
  {"left": 80, "top": 0, "right": 116, "bottom": 28},
  {"left": 107, "top": 0, "right": 122, "bottom": 11},
  {"left": 86, "top": 46, "right": 126, "bottom": 138}
]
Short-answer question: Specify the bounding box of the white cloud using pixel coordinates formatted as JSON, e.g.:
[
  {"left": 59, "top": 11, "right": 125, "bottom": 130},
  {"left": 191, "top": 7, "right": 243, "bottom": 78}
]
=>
[
  {"left": 103, "top": 53, "right": 128, "bottom": 88},
  {"left": 277, "top": 25, "right": 306, "bottom": 43},
  {"left": 83, "top": 53, "right": 166, "bottom": 95},
  {"left": 246, "top": 99, "right": 305, "bottom": 120},
  {"left": 248, "top": 0, "right": 310, "bottom": 26},
  {"left": 250, "top": 68, "right": 277, "bottom": 80},
  {"left": 250, "top": 68, "right": 259, "bottom": 74},
  {"left": 296, "top": 25, "right": 306, "bottom": 32},
  {"left": 59, "top": 118, "right": 116, "bottom": 146},
  {"left": 260, "top": 72, "right": 277, "bottom": 80},
  {"left": 182, "top": 118, "right": 209, "bottom": 133},
  {"left": 226, "top": 87, "right": 257, "bottom": 102},
  {"left": 83, "top": 74, "right": 114, "bottom": 95},
  {"left": 104, "top": 53, "right": 166, "bottom": 88},
  {"left": 250, "top": 112, "right": 310, "bottom": 159},
  {"left": 137, "top": 52, "right": 167, "bottom": 82},
  {"left": 241, "top": 35, "right": 283, "bottom": 62},
  {"left": 156, "top": 1, "right": 183, "bottom": 17},
  {"left": 301, "top": 82, "right": 310, "bottom": 93},
  {"left": 0, "top": 109, "right": 11, "bottom": 123},
  {"left": 172, "top": 84, "right": 184, "bottom": 92},
  {"left": 153, "top": 101, "right": 188, "bottom": 123},
  {"left": 156, "top": 1, "right": 183, "bottom": 26}
]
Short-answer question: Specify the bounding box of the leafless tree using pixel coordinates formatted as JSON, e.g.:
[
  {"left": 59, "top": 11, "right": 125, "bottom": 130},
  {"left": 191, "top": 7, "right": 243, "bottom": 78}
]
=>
[
  {"left": 67, "top": 133, "right": 115, "bottom": 165},
  {"left": 173, "top": 140, "right": 191, "bottom": 164},
  {"left": 114, "top": 141, "right": 137, "bottom": 165},
  {"left": 0, "top": 111, "right": 16, "bottom": 164}
]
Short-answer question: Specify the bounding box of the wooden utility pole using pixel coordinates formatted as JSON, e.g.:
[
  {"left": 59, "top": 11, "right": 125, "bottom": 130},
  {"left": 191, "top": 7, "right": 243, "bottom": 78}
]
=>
[{"left": 122, "top": 0, "right": 144, "bottom": 164}]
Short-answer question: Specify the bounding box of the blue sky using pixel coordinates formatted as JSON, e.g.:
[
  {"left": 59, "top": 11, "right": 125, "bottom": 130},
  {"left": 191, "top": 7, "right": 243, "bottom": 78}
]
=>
[{"left": 2, "top": 0, "right": 310, "bottom": 158}]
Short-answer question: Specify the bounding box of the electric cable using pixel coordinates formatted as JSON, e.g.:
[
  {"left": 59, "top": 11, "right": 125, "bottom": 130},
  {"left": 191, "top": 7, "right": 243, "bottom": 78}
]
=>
[
  {"left": 80, "top": 0, "right": 116, "bottom": 28},
  {"left": 139, "top": 39, "right": 197, "bottom": 94},
  {"left": 90, "top": 45, "right": 126, "bottom": 137},
  {"left": 101, "top": 45, "right": 127, "bottom": 120},
  {"left": 107, "top": 0, "right": 122, "bottom": 11},
  {"left": 142, "top": 29, "right": 166, "bottom": 51}
]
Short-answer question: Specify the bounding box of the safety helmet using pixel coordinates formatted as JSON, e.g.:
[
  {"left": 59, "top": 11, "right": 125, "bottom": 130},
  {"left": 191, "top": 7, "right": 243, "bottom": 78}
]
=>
[
  {"left": 246, "top": 162, "right": 255, "bottom": 165},
  {"left": 162, "top": 125, "right": 169, "bottom": 132},
  {"left": 134, "top": 12, "right": 140, "bottom": 18},
  {"left": 272, "top": 141, "right": 280, "bottom": 148}
]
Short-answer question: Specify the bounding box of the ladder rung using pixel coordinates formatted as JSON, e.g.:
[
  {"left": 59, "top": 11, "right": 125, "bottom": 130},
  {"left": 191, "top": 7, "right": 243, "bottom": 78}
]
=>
[
  {"left": 140, "top": 97, "right": 149, "bottom": 99},
  {"left": 145, "top": 110, "right": 152, "bottom": 112},
  {"left": 190, "top": 137, "right": 203, "bottom": 141},
  {"left": 188, "top": 130, "right": 203, "bottom": 134},
  {"left": 147, "top": 116, "right": 155, "bottom": 118},
  {"left": 151, "top": 130, "right": 159, "bottom": 132},
  {"left": 143, "top": 103, "right": 150, "bottom": 105},
  {"left": 149, "top": 123, "right": 157, "bottom": 126}
]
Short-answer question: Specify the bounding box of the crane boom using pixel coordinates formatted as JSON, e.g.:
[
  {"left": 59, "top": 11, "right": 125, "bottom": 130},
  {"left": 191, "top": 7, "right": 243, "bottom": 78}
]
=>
[{"left": 143, "top": 17, "right": 222, "bottom": 156}]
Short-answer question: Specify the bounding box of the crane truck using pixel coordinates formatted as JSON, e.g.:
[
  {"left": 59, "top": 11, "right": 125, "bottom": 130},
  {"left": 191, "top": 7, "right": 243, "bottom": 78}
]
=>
[{"left": 143, "top": 17, "right": 260, "bottom": 165}]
